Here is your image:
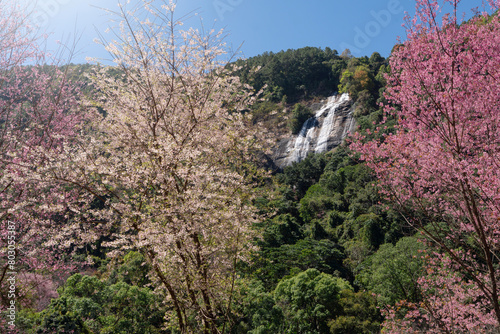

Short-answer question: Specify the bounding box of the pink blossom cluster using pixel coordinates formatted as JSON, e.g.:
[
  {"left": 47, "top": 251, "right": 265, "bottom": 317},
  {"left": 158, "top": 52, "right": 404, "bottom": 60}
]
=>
[
  {"left": 351, "top": 0, "right": 500, "bottom": 330},
  {"left": 383, "top": 252, "right": 498, "bottom": 333},
  {"left": 0, "top": 0, "right": 84, "bottom": 322}
]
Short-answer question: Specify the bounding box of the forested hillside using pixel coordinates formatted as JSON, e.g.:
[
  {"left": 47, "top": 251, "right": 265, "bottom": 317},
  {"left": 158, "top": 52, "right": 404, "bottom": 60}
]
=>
[
  {"left": 234, "top": 47, "right": 387, "bottom": 137},
  {"left": 1, "top": 0, "right": 500, "bottom": 333}
]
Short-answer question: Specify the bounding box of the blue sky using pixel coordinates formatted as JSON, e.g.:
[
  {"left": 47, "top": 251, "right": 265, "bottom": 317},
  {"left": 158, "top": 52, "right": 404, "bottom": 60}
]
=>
[{"left": 28, "top": 0, "right": 488, "bottom": 64}]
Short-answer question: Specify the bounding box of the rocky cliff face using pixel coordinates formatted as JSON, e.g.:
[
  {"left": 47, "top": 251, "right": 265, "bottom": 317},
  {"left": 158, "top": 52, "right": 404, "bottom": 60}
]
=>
[{"left": 272, "top": 93, "right": 355, "bottom": 168}]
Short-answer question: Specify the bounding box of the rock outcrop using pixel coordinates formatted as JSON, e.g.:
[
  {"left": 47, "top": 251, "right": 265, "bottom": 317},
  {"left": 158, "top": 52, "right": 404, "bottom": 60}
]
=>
[{"left": 272, "top": 93, "right": 355, "bottom": 168}]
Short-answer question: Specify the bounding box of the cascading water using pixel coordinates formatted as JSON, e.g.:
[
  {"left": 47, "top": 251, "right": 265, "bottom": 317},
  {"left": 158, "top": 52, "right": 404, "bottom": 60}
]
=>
[
  {"left": 315, "top": 93, "right": 350, "bottom": 153},
  {"left": 282, "top": 93, "right": 352, "bottom": 166},
  {"left": 287, "top": 117, "right": 318, "bottom": 164}
]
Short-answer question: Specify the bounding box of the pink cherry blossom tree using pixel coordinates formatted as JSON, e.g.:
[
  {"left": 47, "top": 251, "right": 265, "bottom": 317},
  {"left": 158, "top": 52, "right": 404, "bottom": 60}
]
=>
[
  {"left": 0, "top": 0, "right": 84, "bottom": 329},
  {"left": 351, "top": 0, "right": 500, "bottom": 331},
  {"left": 382, "top": 251, "right": 498, "bottom": 333},
  {"left": 47, "top": 1, "right": 269, "bottom": 332}
]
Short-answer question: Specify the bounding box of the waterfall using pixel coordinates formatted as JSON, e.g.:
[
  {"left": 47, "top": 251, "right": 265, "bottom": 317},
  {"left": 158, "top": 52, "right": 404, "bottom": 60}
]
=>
[
  {"left": 284, "top": 93, "right": 351, "bottom": 166},
  {"left": 315, "top": 93, "right": 350, "bottom": 153},
  {"left": 287, "top": 117, "right": 318, "bottom": 164}
]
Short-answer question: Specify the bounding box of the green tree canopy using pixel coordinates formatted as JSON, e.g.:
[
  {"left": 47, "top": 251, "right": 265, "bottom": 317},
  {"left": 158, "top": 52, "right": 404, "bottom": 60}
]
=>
[{"left": 274, "top": 269, "right": 352, "bottom": 333}]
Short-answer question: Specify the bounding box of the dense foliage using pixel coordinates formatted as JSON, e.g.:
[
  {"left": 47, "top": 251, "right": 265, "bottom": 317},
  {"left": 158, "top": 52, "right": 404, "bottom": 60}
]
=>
[
  {"left": 1, "top": 0, "right": 499, "bottom": 333},
  {"left": 26, "top": 253, "right": 165, "bottom": 334},
  {"left": 233, "top": 47, "right": 341, "bottom": 103}
]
